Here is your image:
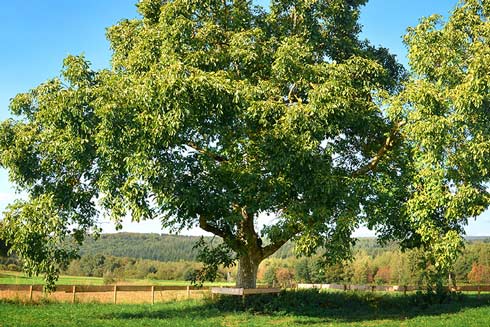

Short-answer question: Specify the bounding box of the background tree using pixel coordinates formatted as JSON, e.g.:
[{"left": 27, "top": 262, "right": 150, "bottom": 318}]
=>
[
  {"left": 275, "top": 267, "right": 295, "bottom": 287},
  {"left": 295, "top": 258, "right": 312, "bottom": 283},
  {"left": 384, "top": 0, "right": 490, "bottom": 289},
  {"left": 468, "top": 263, "right": 490, "bottom": 284},
  {"left": 0, "top": 222, "right": 9, "bottom": 257}
]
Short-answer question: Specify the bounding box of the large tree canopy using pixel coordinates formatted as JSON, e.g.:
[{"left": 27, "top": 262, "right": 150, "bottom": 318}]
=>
[{"left": 1, "top": 0, "right": 487, "bottom": 289}]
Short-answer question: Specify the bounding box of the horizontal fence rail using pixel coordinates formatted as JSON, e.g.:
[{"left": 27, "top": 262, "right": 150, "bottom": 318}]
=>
[
  {"left": 0, "top": 284, "right": 210, "bottom": 304},
  {"left": 296, "top": 283, "right": 490, "bottom": 294},
  {"left": 210, "top": 287, "right": 281, "bottom": 298},
  {"left": 2, "top": 283, "right": 490, "bottom": 304},
  {"left": 0, "top": 284, "right": 209, "bottom": 292}
]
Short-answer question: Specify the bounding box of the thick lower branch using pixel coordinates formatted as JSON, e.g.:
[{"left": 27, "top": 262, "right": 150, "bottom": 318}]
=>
[
  {"left": 262, "top": 238, "right": 290, "bottom": 258},
  {"left": 198, "top": 214, "right": 244, "bottom": 252},
  {"left": 187, "top": 142, "right": 228, "bottom": 163},
  {"left": 353, "top": 120, "right": 406, "bottom": 177},
  {"left": 198, "top": 215, "right": 228, "bottom": 239}
]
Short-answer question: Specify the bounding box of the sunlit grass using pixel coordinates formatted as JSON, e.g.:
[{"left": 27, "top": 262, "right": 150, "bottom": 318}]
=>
[
  {"left": 2, "top": 290, "right": 490, "bottom": 327},
  {"left": 0, "top": 270, "right": 234, "bottom": 286}
]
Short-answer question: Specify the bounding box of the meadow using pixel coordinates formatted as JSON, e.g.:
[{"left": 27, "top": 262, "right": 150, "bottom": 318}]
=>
[
  {"left": 0, "top": 270, "right": 233, "bottom": 286},
  {"left": 2, "top": 290, "right": 490, "bottom": 326},
  {"left": 3, "top": 270, "right": 490, "bottom": 326}
]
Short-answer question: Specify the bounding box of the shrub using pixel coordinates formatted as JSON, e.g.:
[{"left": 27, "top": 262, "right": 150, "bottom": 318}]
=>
[
  {"left": 263, "top": 265, "right": 277, "bottom": 286},
  {"left": 7, "top": 263, "right": 20, "bottom": 272},
  {"left": 374, "top": 266, "right": 392, "bottom": 285},
  {"left": 468, "top": 263, "right": 490, "bottom": 284},
  {"left": 276, "top": 268, "right": 294, "bottom": 288},
  {"left": 103, "top": 271, "right": 116, "bottom": 285},
  {"left": 146, "top": 272, "right": 158, "bottom": 280},
  {"left": 183, "top": 267, "right": 196, "bottom": 281}
]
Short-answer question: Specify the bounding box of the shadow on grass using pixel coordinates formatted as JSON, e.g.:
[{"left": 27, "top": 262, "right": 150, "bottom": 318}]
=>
[{"left": 99, "top": 289, "right": 490, "bottom": 324}]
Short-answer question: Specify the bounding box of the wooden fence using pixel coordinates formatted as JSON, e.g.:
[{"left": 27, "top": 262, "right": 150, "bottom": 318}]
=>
[
  {"left": 0, "top": 284, "right": 209, "bottom": 304},
  {"left": 3, "top": 283, "right": 490, "bottom": 304},
  {"left": 297, "top": 283, "right": 490, "bottom": 295},
  {"left": 0, "top": 284, "right": 281, "bottom": 304},
  {"left": 210, "top": 287, "right": 281, "bottom": 299}
]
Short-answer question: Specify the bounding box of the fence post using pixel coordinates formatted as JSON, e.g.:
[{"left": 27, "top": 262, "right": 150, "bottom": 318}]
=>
[
  {"left": 403, "top": 285, "right": 407, "bottom": 296},
  {"left": 151, "top": 286, "right": 155, "bottom": 305},
  {"left": 72, "top": 285, "right": 76, "bottom": 304},
  {"left": 187, "top": 285, "right": 190, "bottom": 299},
  {"left": 29, "top": 285, "right": 33, "bottom": 302},
  {"left": 113, "top": 285, "right": 117, "bottom": 304},
  {"left": 478, "top": 285, "right": 481, "bottom": 299}
]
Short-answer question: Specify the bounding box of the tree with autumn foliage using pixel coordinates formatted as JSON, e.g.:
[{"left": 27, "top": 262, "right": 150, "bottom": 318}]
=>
[{"left": 468, "top": 263, "right": 490, "bottom": 284}]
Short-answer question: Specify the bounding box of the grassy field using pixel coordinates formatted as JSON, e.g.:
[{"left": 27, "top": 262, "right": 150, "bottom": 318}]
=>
[
  {"left": 0, "top": 270, "right": 233, "bottom": 286},
  {"left": 1, "top": 290, "right": 490, "bottom": 326}
]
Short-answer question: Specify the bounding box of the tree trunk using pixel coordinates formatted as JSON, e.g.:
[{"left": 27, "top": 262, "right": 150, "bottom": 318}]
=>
[{"left": 236, "top": 254, "right": 261, "bottom": 288}]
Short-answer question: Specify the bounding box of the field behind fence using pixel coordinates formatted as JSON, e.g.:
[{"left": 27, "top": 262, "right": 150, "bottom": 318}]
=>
[{"left": 0, "top": 284, "right": 210, "bottom": 304}]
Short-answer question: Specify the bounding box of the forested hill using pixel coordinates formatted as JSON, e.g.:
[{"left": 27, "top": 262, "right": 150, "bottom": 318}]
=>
[
  {"left": 78, "top": 233, "right": 490, "bottom": 262},
  {"left": 78, "top": 233, "right": 298, "bottom": 262},
  {"left": 79, "top": 233, "right": 211, "bottom": 262}
]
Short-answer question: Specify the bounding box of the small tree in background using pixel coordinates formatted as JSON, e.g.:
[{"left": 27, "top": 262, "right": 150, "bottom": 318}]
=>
[
  {"left": 295, "top": 259, "right": 312, "bottom": 283},
  {"left": 468, "top": 263, "right": 490, "bottom": 284},
  {"left": 374, "top": 266, "right": 391, "bottom": 285},
  {"left": 263, "top": 265, "right": 278, "bottom": 287},
  {"left": 276, "top": 267, "right": 295, "bottom": 288}
]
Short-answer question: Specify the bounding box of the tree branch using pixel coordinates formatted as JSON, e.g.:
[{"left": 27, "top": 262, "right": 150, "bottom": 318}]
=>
[
  {"left": 260, "top": 221, "right": 301, "bottom": 259},
  {"left": 187, "top": 142, "right": 228, "bottom": 163},
  {"left": 199, "top": 214, "right": 228, "bottom": 239},
  {"left": 198, "top": 214, "right": 243, "bottom": 250},
  {"left": 353, "top": 120, "right": 406, "bottom": 177},
  {"left": 262, "top": 238, "right": 291, "bottom": 258}
]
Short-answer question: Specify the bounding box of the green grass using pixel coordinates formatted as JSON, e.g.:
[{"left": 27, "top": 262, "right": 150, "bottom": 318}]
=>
[
  {"left": 2, "top": 290, "right": 490, "bottom": 326},
  {"left": 0, "top": 271, "right": 105, "bottom": 285},
  {"left": 0, "top": 270, "right": 234, "bottom": 286}
]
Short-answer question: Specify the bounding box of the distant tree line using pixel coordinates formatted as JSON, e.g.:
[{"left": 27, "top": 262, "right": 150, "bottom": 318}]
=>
[
  {"left": 78, "top": 233, "right": 217, "bottom": 262},
  {"left": 62, "top": 254, "right": 214, "bottom": 283},
  {"left": 2, "top": 233, "right": 490, "bottom": 286},
  {"left": 260, "top": 241, "right": 490, "bottom": 287},
  {"left": 76, "top": 234, "right": 397, "bottom": 262}
]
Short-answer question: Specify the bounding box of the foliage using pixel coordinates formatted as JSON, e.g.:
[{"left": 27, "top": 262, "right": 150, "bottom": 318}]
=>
[
  {"left": 5, "top": 233, "right": 490, "bottom": 287},
  {"left": 374, "top": 266, "right": 391, "bottom": 285},
  {"left": 258, "top": 241, "right": 490, "bottom": 287},
  {"left": 263, "top": 264, "right": 278, "bottom": 286},
  {"left": 79, "top": 233, "right": 219, "bottom": 262},
  {"left": 102, "top": 271, "right": 116, "bottom": 285},
  {"left": 0, "top": 0, "right": 408, "bottom": 289},
  {"left": 388, "top": 0, "right": 490, "bottom": 281},
  {"left": 0, "top": 223, "right": 9, "bottom": 257},
  {"left": 2, "top": 0, "right": 490, "bottom": 291},
  {"left": 295, "top": 259, "right": 312, "bottom": 283},
  {"left": 468, "top": 263, "right": 490, "bottom": 284},
  {"left": 191, "top": 237, "right": 236, "bottom": 286},
  {"left": 275, "top": 267, "right": 295, "bottom": 287}
]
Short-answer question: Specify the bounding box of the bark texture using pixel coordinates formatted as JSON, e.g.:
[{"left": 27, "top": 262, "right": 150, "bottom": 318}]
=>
[{"left": 236, "top": 254, "right": 261, "bottom": 288}]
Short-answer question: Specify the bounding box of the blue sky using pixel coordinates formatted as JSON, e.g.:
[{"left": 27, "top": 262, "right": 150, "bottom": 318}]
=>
[{"left": 1, "top": 0, "right": 488, "bottom": 236}]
